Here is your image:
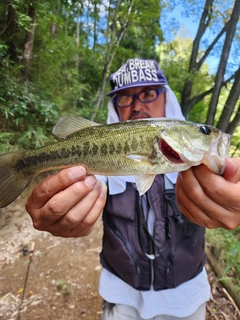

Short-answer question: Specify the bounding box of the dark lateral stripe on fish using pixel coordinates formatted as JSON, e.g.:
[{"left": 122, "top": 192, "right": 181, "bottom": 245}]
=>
[
  {"left": 18, "top": 139, "right": 138, "bottom": 170},
  {"left": 14, "top": 142, "right": 123, "bottom": 173}
]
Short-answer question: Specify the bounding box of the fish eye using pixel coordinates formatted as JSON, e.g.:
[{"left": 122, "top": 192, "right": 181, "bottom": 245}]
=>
[{"left": 199, "top": 126, "right": 211, "bottom": 135}]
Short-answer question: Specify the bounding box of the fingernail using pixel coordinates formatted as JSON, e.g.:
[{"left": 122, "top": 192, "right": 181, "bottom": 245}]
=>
[
  {"left": 68, "top": 167, "right": 85, "bottom": 181},
  {"left": 84, "top": 175, "right": 97, "bottom": 188},
  {"left": 94, "top": 180, "right": 102, "bottom": 191},
  {"left": 100, "top": 185, "right": 107, "bottom": 198}
]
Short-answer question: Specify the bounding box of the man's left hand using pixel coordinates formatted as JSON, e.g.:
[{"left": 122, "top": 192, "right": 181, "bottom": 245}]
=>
[{"left": 176, "top": 158, "right": 240, "bottom": 230}]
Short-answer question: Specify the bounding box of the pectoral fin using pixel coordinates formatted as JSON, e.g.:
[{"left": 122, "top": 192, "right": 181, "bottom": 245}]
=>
[
  {"left": 126, "top": 154, "right": 152, "bottom": 163},
  {"left": 134, "top": 174, "right": 156, "bottom": 196}
]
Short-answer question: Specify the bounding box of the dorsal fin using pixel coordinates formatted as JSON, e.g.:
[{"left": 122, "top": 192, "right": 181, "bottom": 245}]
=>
[{"left": 52, "top": 116, "right": 100, "bottom": 139}]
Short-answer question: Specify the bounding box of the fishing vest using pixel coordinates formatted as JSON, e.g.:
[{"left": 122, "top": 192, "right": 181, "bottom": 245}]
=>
[{"left": 100, "top": 174, "right": 206, "bottom": 291}]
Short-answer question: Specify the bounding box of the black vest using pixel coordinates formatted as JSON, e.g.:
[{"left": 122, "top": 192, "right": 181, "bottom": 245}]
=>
[{"left": 100, "top": 175, "right": 205, "bottom": 291}]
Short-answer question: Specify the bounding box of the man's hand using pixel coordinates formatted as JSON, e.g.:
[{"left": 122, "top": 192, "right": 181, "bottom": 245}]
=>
[
  {"left": 176, "top": 158, "right": 240, "bottom": 230},
  {"left": 25, "top": 166, "right": 107, "bottom": 237}
]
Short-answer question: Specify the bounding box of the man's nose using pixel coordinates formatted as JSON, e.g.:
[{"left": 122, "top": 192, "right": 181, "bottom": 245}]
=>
[{"left": 131, "top": 96, "right": 144, "bottom": 111}]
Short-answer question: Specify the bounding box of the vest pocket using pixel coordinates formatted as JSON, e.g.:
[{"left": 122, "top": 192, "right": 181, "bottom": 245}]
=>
[
  {"left": 101, "top": 222, "right": 150, "bottom": 290},
  {"left": 171, "top": 226, "right": 205, "bottom": 287}
]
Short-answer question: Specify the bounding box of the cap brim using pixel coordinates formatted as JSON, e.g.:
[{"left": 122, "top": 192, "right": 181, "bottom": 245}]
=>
[{"left": 106, "top": 82, "right": 167, "bottom": 96}]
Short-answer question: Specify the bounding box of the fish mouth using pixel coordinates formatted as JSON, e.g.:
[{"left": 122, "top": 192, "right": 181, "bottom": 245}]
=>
[{"left": 160, "top": 140, "right": 183, "bottom": 164}]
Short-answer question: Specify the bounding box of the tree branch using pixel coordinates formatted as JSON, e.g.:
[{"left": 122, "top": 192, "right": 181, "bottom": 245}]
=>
[
  {"left": 196, "top": 20, "right": 230, "bottom": 70},
  {"left": 189, "top": 0, "right": 214, "bottom": 71},
  {"left": 183, "top": 69, "right": 238, "bottom": 116},
  {"left": 206, "top": 0, "right": 240, "bottom": 124},
  {"left": 0, "top": 16, "right": 14, "bottom": 36},
  {"left": 217, "top": 66, "right": 240, "bottom": 132}
]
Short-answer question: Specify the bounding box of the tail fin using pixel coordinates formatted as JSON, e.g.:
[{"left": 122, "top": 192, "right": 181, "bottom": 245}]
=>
[{"left": 0, "top": 152, "right": 32, "bottom": 208}]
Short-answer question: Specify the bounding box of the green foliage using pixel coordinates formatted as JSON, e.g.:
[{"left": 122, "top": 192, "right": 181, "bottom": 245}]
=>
[
  {"left": 109, "top": 0, "right": 162, "bottom": 71},
  {"left": 0, "top": 71, "right": 60, "bottom": 152},
  {"left": 229, "top": 126, "right": 240, "bottom": 157},
  {"left": 76, "top": 101, "right": 108, "bottom": 124},
  {"left": 0, "top": 133, "right": 15, "bottom": 153},
  {"left": 157, "top": 37, "right": 213, "bottom": 122},
  {"left": 16, "top": 13, "right": 33, "bottom": 30},
  {"left": 189, "top": 100, "right": 209, "bottom": 123},
  {"left": 0, "top": 0, "right": 239, "bottom": 147},
  {"left": 0, "top": 44, "right": 8, "bottom": 58},
  {"left": 206, "top": 228, "right": 240, "bottom": 291},
  {"left": 0, "top": 0, "right": 164, "bottom": 151},
  {"left": 56, "top": 279, "right": 72, "bottom": 295}
]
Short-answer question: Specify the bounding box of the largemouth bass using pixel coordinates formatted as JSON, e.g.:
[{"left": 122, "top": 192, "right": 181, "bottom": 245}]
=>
[{"left": 0, "top": 116, "right": 231, "bottom": 208}]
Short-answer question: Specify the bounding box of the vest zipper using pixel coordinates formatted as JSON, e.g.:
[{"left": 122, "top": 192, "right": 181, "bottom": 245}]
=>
[
  {"left": 146, "top": 192, "right": 155, "bottom": 288},
  {"left": 137, "top": 189, "right": 169, "bottom": 289},
  {"left": 149, "top": 237, "right": 155, "bottom": 288}
]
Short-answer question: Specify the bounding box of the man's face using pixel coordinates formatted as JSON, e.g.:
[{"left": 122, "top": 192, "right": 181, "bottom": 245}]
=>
[{"left": 114, "top": 86, "right": 166, "bottom": 122}]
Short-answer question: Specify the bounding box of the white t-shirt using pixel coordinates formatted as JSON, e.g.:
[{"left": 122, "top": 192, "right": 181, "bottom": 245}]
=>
[{"left": 99, "top": 267, "right": 211, "bottom": 319}]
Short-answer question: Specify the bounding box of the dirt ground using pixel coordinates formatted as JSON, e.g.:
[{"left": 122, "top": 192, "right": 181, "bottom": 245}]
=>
[{"left": 0, "top": 180, "right": 240, "bottom": 320}]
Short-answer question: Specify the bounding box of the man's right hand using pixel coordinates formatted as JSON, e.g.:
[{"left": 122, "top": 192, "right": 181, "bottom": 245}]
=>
[{"left": 25, "top": 166, "right": 107, "bottom": 237}]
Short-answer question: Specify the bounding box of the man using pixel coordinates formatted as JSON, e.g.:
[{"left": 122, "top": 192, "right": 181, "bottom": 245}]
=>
[{"left": 25, "top": 58, "right": 239, "bottom": 319}]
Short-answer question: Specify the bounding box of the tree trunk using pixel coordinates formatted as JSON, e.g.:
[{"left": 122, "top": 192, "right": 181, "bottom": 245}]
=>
[
  {"left": 76, "top": 8, "right": 80, "bottom": 71},
  {"left": 181, "top": 0, "right": 235, "bottom": 119},
  {"left": 181, "top": 0, "right": 214, "bottom": 115},
  {"left": 181, "top": 80, "right": 193, "bottom": 116},
  {"left": 93, "top": 0, "right": 98, "bottom": 51},
  {"left": 3, "top": 1, "right": 17, "bottom": 60},
  {"left": 217, "top": 67, "right": 240, "bottom": 132},
  {"left": 189, "top": 0, "right": 214, "bottom": 71},
  {"left": 90, "top": 0, "right": 134, "bottom": 121},
  {"left": 22, "top": 4, "right": 36, "bottom": 81},
  {"left": 206, "top": 0, "right": 240, "bottom": 125},
  {"left": 196, "top": 23, "right": 228, "bottom": 70},
  {"left": 0, "top": 1, "right": 15, "bottom": 37},
  {"left": 50, "top": 18, "right": 57, "bottom": 39},
  {"left": 226, "top": 103, "right": 240, "bottom": 135}
]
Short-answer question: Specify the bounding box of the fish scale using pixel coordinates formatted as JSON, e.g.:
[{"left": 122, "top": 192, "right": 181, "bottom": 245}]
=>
[
  {"left": 0, "top": 116, "right": 231, "bottom": 208},
  {"left": 14, "top": 123, "right": 155, "bottom": 176}
]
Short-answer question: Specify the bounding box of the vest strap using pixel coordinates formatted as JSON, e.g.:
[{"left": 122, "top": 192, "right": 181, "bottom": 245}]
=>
[{"left": 164, "top": 176, "right": 183, "bottom": 224}]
